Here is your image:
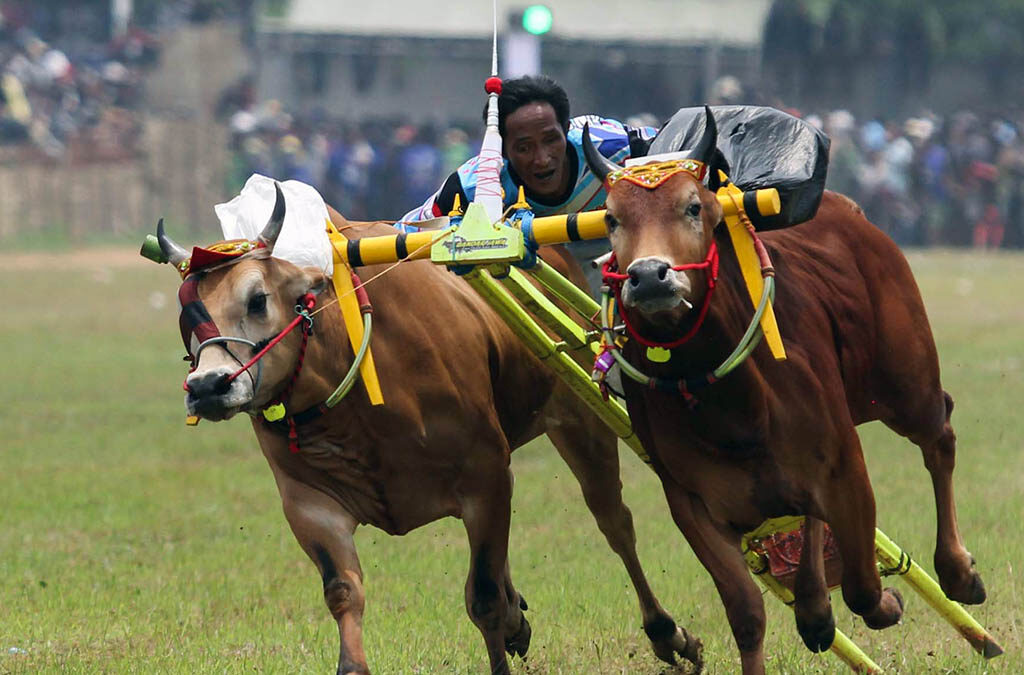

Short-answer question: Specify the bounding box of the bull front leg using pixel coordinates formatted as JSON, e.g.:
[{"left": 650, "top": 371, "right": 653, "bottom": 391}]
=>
[
  {"left": 268, "top": 460, "right": 369, "bottom": 675},
  {"left": 791, "top": 517, "right": 836, "bottom": 652},
  {"left": 459, "top": 462, "right": 525, "bottom": 675}
]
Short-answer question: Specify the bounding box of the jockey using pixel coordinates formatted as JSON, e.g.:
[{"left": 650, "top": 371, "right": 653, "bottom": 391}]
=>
[{"left": 399, "top": 75, "right": 657, "bottom": 293}]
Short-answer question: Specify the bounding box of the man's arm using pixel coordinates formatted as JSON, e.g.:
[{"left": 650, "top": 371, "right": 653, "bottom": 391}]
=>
[
  {"left": 626, "top": 124, "right": 658, "bottom": 159},
  {"left": 399, "top": 170, "right": 469, "bottom": 222}
]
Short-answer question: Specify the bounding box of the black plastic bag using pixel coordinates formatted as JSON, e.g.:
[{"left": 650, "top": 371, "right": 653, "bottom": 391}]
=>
[{"left": 649, "top": 105, "right": 830, "bottom": 229}]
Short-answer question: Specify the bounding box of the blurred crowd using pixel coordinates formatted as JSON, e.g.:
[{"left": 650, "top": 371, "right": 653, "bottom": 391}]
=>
[
  {"left": 223, "top": 97, "right": 1024, "bottom": 249},
  {"left": 221, "top": 93, "right": 481, "bottom": 222},
  {"left": 818, "top": 109, "right": 1024, "bottom": 249},
  {"left": 0, "top": 4, "right": 157, "bottom": 162}
]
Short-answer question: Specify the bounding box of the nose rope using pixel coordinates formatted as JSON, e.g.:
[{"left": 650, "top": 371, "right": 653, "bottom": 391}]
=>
[{"left": 601, "top": 241, "right": 719, "bottom": 349}]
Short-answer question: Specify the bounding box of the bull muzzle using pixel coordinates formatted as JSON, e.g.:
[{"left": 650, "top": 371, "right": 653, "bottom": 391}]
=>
[
  {"left": 184, "top": 365, "right": 254, "bottom": 421},
  {"left": 622, "top": 257, "right": 693, "bottom": 315}
]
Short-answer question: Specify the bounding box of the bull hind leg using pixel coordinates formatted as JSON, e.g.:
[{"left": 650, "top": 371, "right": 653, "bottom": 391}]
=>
[
  {"left": 545, "top": 399, "right": 701, "bottom": 670},
  {"left": 883, "top": 391, "right": 986, "bottom": 604},
  {"left": 791, "top": 517, "right": 836, "bottom": 652},
  {"left": 458, "top": 463, "right": 527, "bottom": 675},
  {"left": 869, "top": 261, "right": 986, "bottom": 604},
  {"left": 271, "top": 464, "right": 369, "bottom": 675}
]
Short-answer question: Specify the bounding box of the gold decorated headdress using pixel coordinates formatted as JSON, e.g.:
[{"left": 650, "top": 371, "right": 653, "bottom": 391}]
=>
[{"left": 606, "top": 159, "right": 707, "bottom": 190}]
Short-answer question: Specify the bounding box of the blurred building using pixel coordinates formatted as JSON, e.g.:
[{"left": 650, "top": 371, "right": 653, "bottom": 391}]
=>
[{"left": 252, "top": 0, "right": 771, "bottom": 123}]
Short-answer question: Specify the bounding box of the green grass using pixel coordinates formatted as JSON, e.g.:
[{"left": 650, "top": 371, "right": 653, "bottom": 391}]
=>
[{"left": 0, "top": 248, "right": 1021, "bottom": 673}]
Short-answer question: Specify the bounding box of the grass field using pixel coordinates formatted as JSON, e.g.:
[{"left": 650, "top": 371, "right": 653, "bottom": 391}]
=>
[{"left": 1, "top": 247, "right": 1021, "bottom": 674}]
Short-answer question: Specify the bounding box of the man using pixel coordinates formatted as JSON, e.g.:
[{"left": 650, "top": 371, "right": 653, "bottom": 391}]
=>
[{"left": 400, "top": 75, "right": 656, "bottom": 291}]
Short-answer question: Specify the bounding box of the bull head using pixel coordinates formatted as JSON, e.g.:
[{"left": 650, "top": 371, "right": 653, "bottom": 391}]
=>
[{"left": 587, "top": 107, "right": 723, "bottom": 327}]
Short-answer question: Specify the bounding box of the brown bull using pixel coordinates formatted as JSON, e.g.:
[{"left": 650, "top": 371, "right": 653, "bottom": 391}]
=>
[
  {"left": 582, "top": 110, "right": 986, "bottom": 674},
  {"left": 152, "top": 189, "right": 701, "bottom": 675}
]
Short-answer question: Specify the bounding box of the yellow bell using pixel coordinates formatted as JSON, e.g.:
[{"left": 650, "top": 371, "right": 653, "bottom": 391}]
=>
[{"left": 262, "top": 403, "right": 286, "bottom": 422}]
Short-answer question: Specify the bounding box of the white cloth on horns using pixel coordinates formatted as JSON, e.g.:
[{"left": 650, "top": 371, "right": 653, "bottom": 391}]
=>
[{"left": 214, "top": 173, "right": 334, "bottom": 277}]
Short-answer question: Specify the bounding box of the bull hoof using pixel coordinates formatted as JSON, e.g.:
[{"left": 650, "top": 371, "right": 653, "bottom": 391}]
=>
[
  {"left": 937, "top": 554, "right": 987, "bottom": 605},
  {"left": 863, "top": 587, "right": 904, "bottom": 630},
  {"left": 504, "top": 614, "right": 532, "bottom": 659},
  {"left": 796, "top": 612, "right": 836, "bottom": 653},
  {"left": 651, "top": 626, "right": 704, "bottom": 673}
]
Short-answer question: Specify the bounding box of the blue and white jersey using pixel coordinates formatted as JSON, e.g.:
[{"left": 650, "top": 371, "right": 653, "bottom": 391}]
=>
[{"left": 400, "top": 115, "right": 656, "bottom": 222}]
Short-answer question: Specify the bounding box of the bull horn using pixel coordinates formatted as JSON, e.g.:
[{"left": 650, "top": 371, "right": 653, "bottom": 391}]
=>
[
  {"left": 581, "top": 122, "right": 620, "bottom": 183},
  {"left": 157, "top": 218, "right": 190, "bottom": 266},
  {"left": 258, "top": 182, "right": 286, "bottom": 251},
  {"left": 683, "top": 105, "right": 717, "bottom": 165}
]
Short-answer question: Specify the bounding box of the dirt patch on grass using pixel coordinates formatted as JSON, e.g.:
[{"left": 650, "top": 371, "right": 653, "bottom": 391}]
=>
[{"left": 1, "top": 247, "right": 147, "bottom": 271}]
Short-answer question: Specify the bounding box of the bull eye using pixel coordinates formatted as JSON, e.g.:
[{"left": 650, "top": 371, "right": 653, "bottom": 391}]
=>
[
  {"left": 686, "top": 203, "right": 702, "bottom": 219},
  {"left": 605, "top": 212, "right": 619, "bottom": 231},
  {"left": 247, "top": 292, "right": 268, "bottom": 316}
]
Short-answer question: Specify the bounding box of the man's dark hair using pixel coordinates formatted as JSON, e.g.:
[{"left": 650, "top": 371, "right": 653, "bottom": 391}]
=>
[{"left": 481, "top": 75, "right": 571, "bottom": 138}]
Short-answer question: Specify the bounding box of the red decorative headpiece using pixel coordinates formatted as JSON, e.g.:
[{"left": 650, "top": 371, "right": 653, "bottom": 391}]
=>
[{"left": 174, "top": 239, "right": 267, "bottom": 278}]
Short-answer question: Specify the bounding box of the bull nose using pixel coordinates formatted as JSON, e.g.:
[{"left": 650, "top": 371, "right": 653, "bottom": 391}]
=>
[
  {"left": 627, "top": 259, "right": 673, "bottom": 302},
  {"left": 186, "top": 371, "right": 232, "bottom": 400}
]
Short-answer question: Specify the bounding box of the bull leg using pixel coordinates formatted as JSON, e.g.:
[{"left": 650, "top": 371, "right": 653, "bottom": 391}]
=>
[
  {"left": 823, "top": 434, "right": 904, "bottom": 630},
  {"left": 662, "top": 480, "right": 763, "bottom": 675},
  {"left": 894, "top": 392, "right": 985, "bottom": 604},
  {"left": 545, "top": 407, "right": 701, "bottom": 670},
  {"left": 500, "top": 559, "right": 532, "bottom": 659},
  {"left": 791, "top": 517, "right": 835, "bottom": 652},
  {"left": 271, "top": 466, "right": 368, "bottom": 675},
  {"left": 459, "top": 463, "right": 524, "bottom": 675}
]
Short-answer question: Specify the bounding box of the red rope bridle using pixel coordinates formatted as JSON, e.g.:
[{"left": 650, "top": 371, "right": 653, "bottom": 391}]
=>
[{"left": 601, "top": 242, "right": 719, "bottom": 349}]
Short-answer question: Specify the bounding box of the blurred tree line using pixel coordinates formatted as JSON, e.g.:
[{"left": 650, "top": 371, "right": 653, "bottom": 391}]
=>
[
  {"left": 763, "top": 0, "right": 1024, "bottom": 113},
  {"left": 6, "top": 0, "right": 246, "bottom": 38}
]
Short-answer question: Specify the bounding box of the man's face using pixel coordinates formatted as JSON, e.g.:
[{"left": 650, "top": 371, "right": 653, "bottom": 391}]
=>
[{"left": 505, "top": 102, "right": 570, "bottom": 200}]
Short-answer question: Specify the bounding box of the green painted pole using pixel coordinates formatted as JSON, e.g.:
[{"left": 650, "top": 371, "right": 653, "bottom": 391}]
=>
[
  {"left": 527, "top": 258, "right": 602, "bottom": 318},
  {"left": 463, "top": 267, "right": 650, "bottom": 465},
  {"left": 874, "top": 528, "right": 1003, "bottom": 658}
]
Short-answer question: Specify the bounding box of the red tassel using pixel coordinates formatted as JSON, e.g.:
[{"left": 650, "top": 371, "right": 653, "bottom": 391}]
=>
[{"left": 288, "top": 419, "right": 300, "bottom": 453}]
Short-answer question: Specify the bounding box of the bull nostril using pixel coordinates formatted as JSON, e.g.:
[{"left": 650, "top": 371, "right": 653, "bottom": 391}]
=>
[
  {"left": 188, "top": 371, "right": 234, "bottom": 399},
  {"left": 657, "top": 263, "right": 669, "bottom": 281},
  {"left": 628, "top": 269, "right": 640, "bottom": 287},
  {"left": 213, "top": 374, "right": 232, "bottom": 395}
]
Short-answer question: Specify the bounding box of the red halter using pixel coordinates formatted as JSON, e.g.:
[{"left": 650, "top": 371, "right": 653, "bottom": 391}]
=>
[{"left": 601, "top": 241, "right": 719, "bottom": 349}]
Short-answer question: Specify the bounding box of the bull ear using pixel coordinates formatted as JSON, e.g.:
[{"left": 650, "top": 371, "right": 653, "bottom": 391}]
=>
[
  {"left": 157, "top": 218, "right": 190, "bottom": 266},
  {"left": 258, "top": 182, "right": 286, "bottom": 251},
  {"left": 581, "top": 122, "right": 620, "bottom": 183},
  {"left": 683, "top": 106, "right": 718, "bottom": 166}
]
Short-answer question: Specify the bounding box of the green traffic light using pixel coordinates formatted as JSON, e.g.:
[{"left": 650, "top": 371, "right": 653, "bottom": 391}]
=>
[{"left": 522, "top": 5, "right": 553, "bottom": 35}]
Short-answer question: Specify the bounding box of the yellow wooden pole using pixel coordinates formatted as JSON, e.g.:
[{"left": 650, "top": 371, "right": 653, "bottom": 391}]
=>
[{"left": 874, "top": 528, "right": 1003, "bottom": 658}]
